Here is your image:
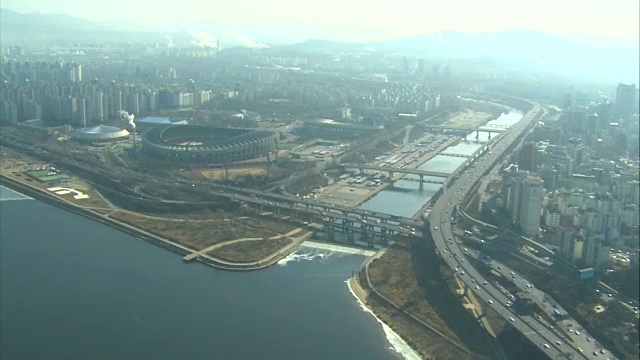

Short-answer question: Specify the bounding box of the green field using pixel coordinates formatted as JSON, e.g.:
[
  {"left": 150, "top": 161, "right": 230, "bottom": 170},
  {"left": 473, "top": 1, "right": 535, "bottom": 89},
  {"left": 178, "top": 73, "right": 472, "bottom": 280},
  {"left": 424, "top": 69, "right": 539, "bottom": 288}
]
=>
[{"left": 25, "top": 169, "right": 71, "bottom": 183}]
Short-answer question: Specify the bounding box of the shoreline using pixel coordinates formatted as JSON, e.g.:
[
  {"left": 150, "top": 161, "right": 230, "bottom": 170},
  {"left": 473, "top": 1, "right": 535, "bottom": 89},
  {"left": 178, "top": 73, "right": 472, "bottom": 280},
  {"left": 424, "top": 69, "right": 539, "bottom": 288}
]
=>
[
  {"left": 0, "top": 175, "right": 304, "bottom": 272},
  {"left": 346, "top": 276, "right": 422, "bottom": 360}
]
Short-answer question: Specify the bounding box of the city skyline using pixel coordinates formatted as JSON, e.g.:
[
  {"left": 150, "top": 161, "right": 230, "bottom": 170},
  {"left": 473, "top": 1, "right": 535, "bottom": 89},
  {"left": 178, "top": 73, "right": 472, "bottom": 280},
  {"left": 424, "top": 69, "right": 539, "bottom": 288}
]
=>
[{"left": 1, "top": 0, "right": 639, "bottom": 42}]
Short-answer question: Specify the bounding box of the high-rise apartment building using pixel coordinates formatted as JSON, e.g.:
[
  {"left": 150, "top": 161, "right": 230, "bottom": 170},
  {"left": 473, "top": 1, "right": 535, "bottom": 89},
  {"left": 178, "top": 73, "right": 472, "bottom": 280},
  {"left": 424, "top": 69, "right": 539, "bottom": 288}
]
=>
[
  {"left": 582, "top": 233, "right": 610, "bottom": 272},
  {"left": 558, "top": 228, "right": 582, "bottom": 263},
  {"left": 518, "top": 142, "right": 538, "bottom": 172},
  {"left": 502, "top": 165, "right": 544, "bottom": 236},
  {"left": 519, "top": 177, "right": 544, "bottom": 235},
  {"left": 614, "top": 83, "right": 638, "bottom": 116}
]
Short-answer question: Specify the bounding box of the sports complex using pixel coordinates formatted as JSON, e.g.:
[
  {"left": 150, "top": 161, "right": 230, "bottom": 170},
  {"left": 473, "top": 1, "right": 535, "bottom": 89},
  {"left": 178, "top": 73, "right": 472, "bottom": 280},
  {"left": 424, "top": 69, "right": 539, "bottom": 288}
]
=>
[
  {"left": 71, "top": 125, "right": 130, "bottom": 143},
  {"left": 302, "top": 118, "right": 384, "bottom": 138},
  {"left": 141, "top": 124, "right": 279, "bottom": 163}
]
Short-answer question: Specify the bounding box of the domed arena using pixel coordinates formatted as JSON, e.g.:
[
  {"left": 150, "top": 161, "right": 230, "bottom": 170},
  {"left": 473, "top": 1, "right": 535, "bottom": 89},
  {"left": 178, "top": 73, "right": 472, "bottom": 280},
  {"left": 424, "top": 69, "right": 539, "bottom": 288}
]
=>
[
  {"left": 72, "top": 125, "right": 130, "bottom": 142},
  {"left": 141, "top": 124, "right": 279, "bottom": 163}
]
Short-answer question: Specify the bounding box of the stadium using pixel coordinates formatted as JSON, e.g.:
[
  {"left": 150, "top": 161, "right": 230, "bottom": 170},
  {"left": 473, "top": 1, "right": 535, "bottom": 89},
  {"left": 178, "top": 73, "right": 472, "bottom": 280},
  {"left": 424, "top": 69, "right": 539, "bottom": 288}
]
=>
[
  {"left": 141, "top": 124, "right": 279, "bottom": 163},
  {"left": 135, "top": 117, "right": 188, "bottom": 132},
  {"left": 302, "top": 118, "right": 384, "bottom": 138},
  {"left": 72, "top": 125, "right": 130, "bottom": 142}
]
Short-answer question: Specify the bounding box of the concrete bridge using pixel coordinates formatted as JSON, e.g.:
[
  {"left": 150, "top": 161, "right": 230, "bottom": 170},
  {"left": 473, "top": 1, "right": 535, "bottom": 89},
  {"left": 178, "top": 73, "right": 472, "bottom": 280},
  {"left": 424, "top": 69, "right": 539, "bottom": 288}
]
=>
[
  {"left": 420, "top": 124, "right": 508, "bottom": 133},
  {"left": 339, "top": 163, "right": 449, "bottom": 187},
  {"left": 246, "top": 198, "right": 426, "bottom": 247},
  {"left": 420, "top": 124, "right": 507, "bottom": 141},
  {"left": 440, "top": 153, "right": 469, "bottom": 158}
]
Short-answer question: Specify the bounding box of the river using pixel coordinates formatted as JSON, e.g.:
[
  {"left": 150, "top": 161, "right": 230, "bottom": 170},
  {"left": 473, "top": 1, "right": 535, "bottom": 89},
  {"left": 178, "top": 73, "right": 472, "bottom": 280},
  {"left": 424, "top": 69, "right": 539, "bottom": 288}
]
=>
[
  {"left": 358, "top": 108, "right": 523, "bottom": 217},
  {"left": 0, "top": 186, "right": 409, "bottom": 360},
  {"left": 0, "top": 108, "right": 523, "bottom": 360}
]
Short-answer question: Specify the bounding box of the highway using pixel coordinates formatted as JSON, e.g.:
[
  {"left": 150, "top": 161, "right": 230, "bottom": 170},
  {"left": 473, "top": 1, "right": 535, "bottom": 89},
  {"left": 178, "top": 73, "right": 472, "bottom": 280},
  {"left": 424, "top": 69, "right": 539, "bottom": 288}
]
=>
[
  {"left": 430, "top": 102, "right": 589, "bottom": 360},
  {"left": 464, "top": 250, "right": 617, "bottom": 359}
]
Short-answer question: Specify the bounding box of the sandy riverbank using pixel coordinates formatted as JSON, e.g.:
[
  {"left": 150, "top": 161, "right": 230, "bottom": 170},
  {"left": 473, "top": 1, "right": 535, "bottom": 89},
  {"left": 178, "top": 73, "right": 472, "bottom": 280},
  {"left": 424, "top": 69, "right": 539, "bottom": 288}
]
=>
[{"left": 347, "top": 276, "right": 423, "bottom": 360}]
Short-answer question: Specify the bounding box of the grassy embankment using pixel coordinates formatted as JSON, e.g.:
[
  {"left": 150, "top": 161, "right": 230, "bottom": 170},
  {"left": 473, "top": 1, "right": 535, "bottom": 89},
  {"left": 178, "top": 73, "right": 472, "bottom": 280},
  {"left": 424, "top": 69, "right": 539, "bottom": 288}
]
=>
[
  {"left": 209, "top": 237, "right": 293, "bottom": 263},
  {"left": 109, "top": 208, "right": 299, "bottom": 263},
  {"left": 364, "top": 242, "right": 494, "bottom": 360}
]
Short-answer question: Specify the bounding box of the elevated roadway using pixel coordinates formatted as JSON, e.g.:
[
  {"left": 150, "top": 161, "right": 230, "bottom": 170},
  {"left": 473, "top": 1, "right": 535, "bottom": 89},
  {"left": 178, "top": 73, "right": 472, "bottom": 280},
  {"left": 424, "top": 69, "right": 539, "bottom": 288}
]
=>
[
  {"left": 430, "top": 101, "right": 587, "bottom": 360},
  {"left": 339, "top": 163, "right": 449, "bottom": 179},
  {"left": 420, "top": 124, "right": 508, "bottom": 134}
]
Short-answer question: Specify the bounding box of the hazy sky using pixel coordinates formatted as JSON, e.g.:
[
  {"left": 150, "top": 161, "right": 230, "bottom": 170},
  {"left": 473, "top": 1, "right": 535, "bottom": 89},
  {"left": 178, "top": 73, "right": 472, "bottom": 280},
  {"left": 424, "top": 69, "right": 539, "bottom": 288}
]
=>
[{"left": 2, "top": 0, "right": 639, "bottom": 41}]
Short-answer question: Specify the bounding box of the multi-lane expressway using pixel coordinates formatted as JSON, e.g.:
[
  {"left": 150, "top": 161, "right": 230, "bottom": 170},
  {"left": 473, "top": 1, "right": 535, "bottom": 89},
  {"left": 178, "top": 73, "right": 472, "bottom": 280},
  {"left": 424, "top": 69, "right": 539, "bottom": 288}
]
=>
[{"left": 430, "top": 102, "right": 589, "bottom": 360}]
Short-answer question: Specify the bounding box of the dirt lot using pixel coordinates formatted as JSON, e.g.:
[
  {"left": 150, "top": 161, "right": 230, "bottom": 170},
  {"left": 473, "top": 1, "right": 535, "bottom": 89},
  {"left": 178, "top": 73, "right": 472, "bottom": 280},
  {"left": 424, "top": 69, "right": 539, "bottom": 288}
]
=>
[{"left": 198, "top": 167, "right": 268, "bottom": 181}]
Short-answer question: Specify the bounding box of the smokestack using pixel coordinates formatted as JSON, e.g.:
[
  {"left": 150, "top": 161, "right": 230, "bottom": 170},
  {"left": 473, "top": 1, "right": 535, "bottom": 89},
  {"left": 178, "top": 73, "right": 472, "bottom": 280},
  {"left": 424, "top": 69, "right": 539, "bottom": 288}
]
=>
[
  {"left": 118, "top": 110, "right": 137, "bottom": 148},
  {"left": 118, "top": 110, "right": 136, "bottom": 130}
]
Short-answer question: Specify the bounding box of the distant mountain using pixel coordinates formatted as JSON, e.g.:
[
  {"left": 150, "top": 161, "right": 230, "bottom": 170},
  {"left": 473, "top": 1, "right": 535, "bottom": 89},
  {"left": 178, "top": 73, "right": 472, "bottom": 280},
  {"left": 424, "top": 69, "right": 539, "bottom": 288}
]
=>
[
  {"left": 282, "top": 39, "right": 369, "bottom": 53},
  {"left": 1, "top": 9, "right": 118, "bottom": 32},
  {"left": 0, "top": 8, "right": 166, "bottom": 45},
  {"left": 0, "top": 9, "right": 271, "bottom": 49},
  {"left": 2, "top": 9, "right": 637, "bottom": 83},
  {"left": 282, "top": 30, "right": 639, "bottom": 83}
]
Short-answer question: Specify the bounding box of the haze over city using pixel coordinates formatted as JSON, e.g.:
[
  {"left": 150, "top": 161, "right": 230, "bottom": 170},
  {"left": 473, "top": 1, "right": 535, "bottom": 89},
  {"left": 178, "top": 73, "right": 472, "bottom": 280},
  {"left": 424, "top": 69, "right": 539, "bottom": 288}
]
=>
[
  {"left": 1, "top": 1, "right": 638, "bottom": 360},
  {"left": 2, "top": 0, "right": 639, "bottom": 41}
]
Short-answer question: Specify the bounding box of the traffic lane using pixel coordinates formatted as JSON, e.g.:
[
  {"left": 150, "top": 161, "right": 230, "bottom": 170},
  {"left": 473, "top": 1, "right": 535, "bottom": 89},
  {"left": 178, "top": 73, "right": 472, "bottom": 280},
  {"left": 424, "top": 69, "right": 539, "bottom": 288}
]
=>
[
  {"left": 431, "top": 105, "right": 578, "bottom": 356},
  {"left": 456, "top": 271, "right": 566, "bottom": 357},
  {"left": 559, "top": 320, "right": 611, "bottom": 359},
  {"left": 439, "top": 226, "right": 513, "bottom": 304},
  {"left": 565, "top": 327, "right": 604, "bottom": 359},
  {"left": 445, "top": 229, "right": 586, "bottom": 354}
]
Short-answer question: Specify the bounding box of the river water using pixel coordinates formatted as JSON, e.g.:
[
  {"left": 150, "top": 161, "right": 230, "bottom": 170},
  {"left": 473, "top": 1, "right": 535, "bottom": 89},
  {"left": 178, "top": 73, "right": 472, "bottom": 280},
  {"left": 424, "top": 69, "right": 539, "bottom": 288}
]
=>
[
  {"left": 358, "top": 109, "right": 523, "bottom": 218},
  {"left": 0, "top": 187, "right": 409, "bottom": 360},
  {"left": 0, "top": 109, "right": 523, "bottom": 360}
]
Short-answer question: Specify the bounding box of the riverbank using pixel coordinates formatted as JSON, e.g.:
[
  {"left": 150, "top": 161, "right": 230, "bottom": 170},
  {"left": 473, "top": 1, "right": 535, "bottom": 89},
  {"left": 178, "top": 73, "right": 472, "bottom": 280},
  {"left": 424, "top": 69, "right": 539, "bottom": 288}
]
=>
[
  {"left": 0, "top": 173, "right": 308, "bottom": 272},
  {"left": 351, "top": 243, "right": 496, "bottom": 360}
]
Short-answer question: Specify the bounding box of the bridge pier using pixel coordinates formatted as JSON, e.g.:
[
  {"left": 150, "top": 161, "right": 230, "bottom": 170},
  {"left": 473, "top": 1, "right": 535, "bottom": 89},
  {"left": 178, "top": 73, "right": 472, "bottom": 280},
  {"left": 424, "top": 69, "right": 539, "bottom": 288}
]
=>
[
  {"left": 461, "top": 283, "right": 469, "bottom": 297},
  {"left": 419, "top": 174, "right": 424, "bottom": 190},
  {"left": 388, "top": 171, "right": 394, "bottom": 178},
  {"left": 487, "top": 131, "right": 492, "bottom": 140},
  {"left": 380, "top": 227, "right": 388, "bottom": 245},
  {"left": 347, "top": 228, "right": 354, "bottom": 243},
  {"left": 327, "top": 218, "right": 336, "bottom": 241},
  {"left": 343, "top": 219, "right": 352, "bottom": 233},
  {"left": 478, "top": 302, "right": 488, "bottom": 319}
]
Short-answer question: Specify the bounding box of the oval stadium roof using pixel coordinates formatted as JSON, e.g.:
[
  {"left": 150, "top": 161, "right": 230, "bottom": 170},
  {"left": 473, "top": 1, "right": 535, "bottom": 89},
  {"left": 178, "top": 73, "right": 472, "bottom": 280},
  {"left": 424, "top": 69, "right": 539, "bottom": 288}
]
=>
[
  {"left": 136, "top": 117, "right": 188, "bottom": 125},
  {"left": 81, "top": 125, "right": 127, "bottom": 134}
]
